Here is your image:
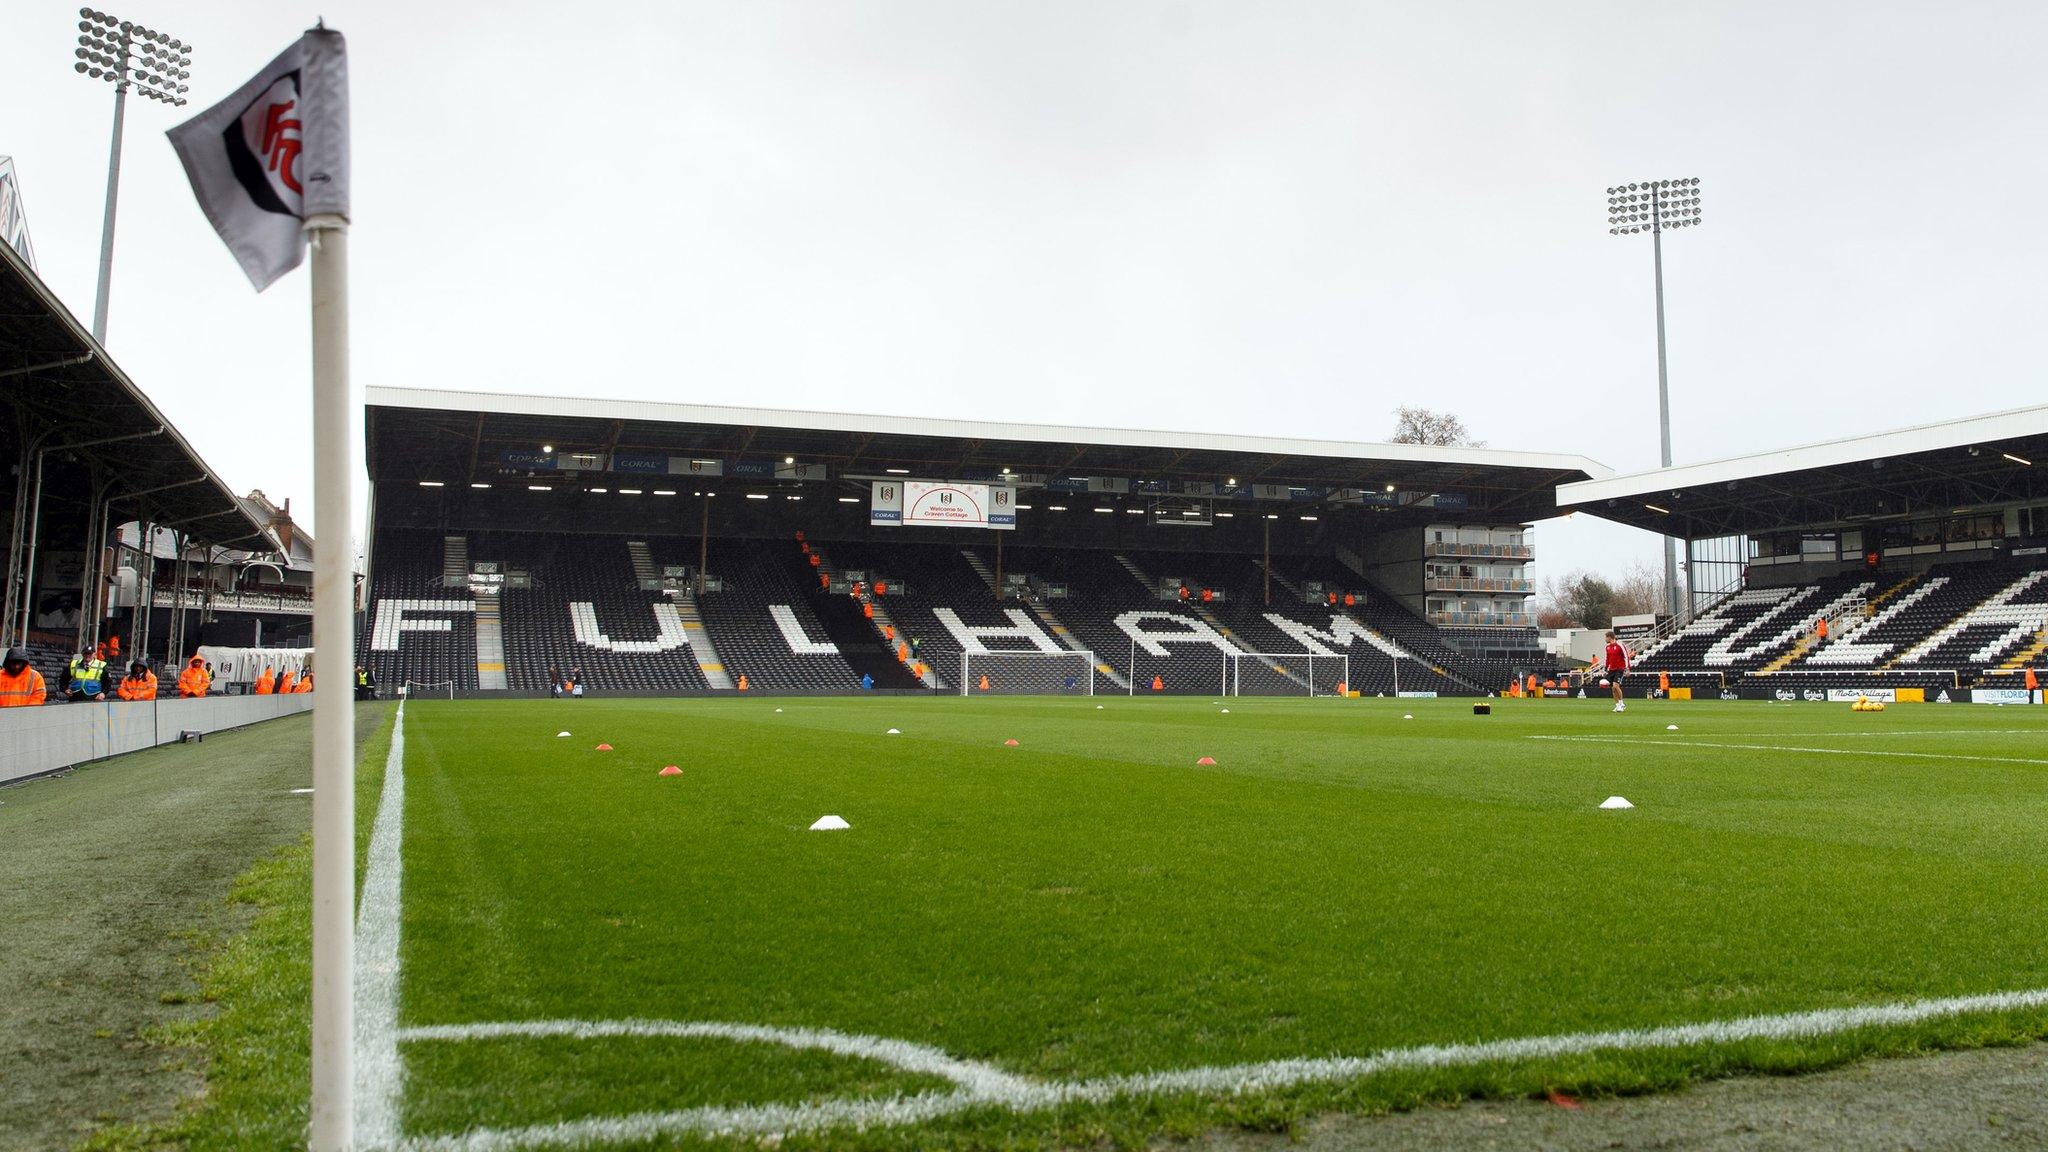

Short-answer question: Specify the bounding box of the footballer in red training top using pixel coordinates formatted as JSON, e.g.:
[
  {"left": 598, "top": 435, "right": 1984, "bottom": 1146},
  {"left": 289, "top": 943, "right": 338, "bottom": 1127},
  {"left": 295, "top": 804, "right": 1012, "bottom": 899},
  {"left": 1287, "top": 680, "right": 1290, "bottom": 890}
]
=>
[{"left": 1601, "top": 630, "right": 1629, "bottom": 712}]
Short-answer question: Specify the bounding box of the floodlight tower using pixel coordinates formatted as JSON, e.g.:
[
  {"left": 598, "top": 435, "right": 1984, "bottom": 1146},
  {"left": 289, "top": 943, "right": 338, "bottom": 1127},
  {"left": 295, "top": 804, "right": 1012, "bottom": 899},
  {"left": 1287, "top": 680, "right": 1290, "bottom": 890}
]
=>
[
  {"left": 72, "top": 8, "right": 193, "bottom": 344},
  {"left": 1606, "top": 177, "right": 1701, "bottom": 620}
]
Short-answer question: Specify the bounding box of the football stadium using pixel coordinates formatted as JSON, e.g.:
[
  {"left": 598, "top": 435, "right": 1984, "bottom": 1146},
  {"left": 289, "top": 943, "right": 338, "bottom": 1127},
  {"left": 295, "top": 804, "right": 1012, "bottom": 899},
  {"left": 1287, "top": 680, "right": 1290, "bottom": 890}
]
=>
[{"left": 8, "top": 9, "right": 2048, "bottom": 1152}]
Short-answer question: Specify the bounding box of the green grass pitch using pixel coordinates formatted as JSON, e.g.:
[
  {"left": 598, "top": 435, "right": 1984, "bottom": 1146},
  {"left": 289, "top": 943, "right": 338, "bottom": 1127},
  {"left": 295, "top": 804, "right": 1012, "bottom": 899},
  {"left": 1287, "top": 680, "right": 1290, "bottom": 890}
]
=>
[{"left": 366, "top": 695, "right": 2048, "bottom": 1149}]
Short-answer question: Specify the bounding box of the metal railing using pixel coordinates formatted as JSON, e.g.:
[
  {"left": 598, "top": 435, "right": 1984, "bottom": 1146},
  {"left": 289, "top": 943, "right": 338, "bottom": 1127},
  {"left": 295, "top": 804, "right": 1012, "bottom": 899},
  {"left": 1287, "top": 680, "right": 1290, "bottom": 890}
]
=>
[
  {"left": 1424, "top": 542, "right": 1533, "bottom": 560},
  {"left": 1427, "top": 610, "right": 1532, "bottom": 628},
  {"left": 150, "top": 589, "right": 313, "bottom": 614},
  {"left": 1423, "top": 577, "right": 1533, "bottom": 594},
  {"left": 1623, "top": 571, "right": 1748, "bottom": 657}
]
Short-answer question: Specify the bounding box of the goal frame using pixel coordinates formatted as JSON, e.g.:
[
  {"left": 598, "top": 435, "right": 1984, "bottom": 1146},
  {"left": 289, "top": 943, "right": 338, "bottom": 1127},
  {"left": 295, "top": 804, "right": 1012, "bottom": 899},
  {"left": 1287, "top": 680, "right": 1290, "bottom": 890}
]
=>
[
  {"left": 1226, "top": 652, "right": 1351, "bottom": 697},
  {"left": 959, "top": 650, "right": 1098, "bottom": 696},
  {"left": 402, "top": 679, "right": 455, "bottom": 700}
]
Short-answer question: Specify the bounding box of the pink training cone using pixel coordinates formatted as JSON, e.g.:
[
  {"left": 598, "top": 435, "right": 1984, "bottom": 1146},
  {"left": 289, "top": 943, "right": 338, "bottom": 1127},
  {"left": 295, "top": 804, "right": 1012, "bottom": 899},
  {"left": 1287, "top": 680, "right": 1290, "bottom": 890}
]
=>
[
  {"left": 1196, "top": 756, "right": 1217, "bottom": 765},
  {"left": 658, "top": 766, "right": 682, "bottom": 777},
  {"left": 1003, "top": 739, "right": 1019, "bottom": 746},
  {"left": 595, "top": 743, "right": 613, "bottom": 751}
]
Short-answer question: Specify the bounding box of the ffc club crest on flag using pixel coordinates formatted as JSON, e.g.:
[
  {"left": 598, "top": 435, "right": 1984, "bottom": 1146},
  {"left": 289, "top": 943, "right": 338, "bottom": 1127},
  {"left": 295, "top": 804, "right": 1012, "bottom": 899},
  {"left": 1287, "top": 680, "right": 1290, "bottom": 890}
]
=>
[{"left": 168, "top": 28, "right": 349, "bottom": 290}]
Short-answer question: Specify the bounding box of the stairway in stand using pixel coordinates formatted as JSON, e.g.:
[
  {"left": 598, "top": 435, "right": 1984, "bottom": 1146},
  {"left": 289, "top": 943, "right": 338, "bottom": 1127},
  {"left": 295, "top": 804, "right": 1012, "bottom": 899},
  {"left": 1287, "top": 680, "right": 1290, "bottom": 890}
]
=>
[
  {"left": 1999, "top": 630, "right": 2048, "bottom": 671},
  {"left": 671, "top": 589, "right": 733, "bottom": 689},
  {"left": 1757, "top": 632, "right": 1817, "bottom": 675},
  {"left": 804, "top": 545, "right": 933, "bottom": 689},
  {"left": 961, "top": 549, "right": 997, "bottom": 591},
  {"left": 626, "top": 541, "right": 660, "bottom": 587},
  {"left": 442, "top": 536, "right": 469, "bottom": 589},
  {"left": 473, "top": 592, "right": 508, "bottom": 689},
  {"left": 1190, "top": 602, "right": 1309, "bottom": 693},
  {"left": 1023, "top": 600, "right": 1131, "bottom": 692},
  {"left": 1257, "top": 559, "right": 1309, "bottom": 602}
]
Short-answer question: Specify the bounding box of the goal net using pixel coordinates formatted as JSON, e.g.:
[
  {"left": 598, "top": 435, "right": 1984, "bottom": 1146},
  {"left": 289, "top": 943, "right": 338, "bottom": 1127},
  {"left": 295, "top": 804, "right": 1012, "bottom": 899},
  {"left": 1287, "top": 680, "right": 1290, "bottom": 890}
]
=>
[
  {"left": 960, "top": 651, "right": 1097, "bottom": 696},
  {"left": 1228, "top": 653, "right": 1350, "bottom": 697},
  {"left": 402, "top": 679, "right": 455, "bottom": 700}
]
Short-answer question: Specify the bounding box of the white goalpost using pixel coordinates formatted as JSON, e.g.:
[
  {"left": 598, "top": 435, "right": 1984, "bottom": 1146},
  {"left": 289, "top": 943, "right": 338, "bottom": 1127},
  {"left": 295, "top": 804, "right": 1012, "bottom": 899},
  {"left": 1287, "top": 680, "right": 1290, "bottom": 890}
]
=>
[
  {"left": 401, "top": 679, "right": 454, "bottom": 700},
  {"left": 960, "top": 650, "right": 1097, "bottom": 696},
  {"left": 1228, "top": 652, "right": 1350, "bottom": 697}
]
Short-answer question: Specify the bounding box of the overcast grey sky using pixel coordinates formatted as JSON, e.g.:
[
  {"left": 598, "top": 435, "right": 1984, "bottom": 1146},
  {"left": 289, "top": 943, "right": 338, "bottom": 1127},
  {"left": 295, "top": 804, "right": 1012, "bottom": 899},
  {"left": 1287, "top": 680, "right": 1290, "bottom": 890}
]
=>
[{"left": 6, "top": 1, "right": 2046, "bottom": 583}]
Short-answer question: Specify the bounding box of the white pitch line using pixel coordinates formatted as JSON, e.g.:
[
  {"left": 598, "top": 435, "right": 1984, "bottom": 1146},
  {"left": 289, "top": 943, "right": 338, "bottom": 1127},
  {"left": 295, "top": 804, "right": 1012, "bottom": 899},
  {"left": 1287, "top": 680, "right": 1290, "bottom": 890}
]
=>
[
  {"left": 394, "top": 986, "right": 2048, "bottom": 1151},
  {"left": 355, "top": 701, "right": 408, "bottom": 1149},
  {"left": 399, "top": 1018, "right": 1033, "bottom": 1098},
  {"left": 1528, "top": 734, "right": 2048, "bottom": 767},
  {"left": 1721, "top": 729, "right": 2048, "bottom": 739}
]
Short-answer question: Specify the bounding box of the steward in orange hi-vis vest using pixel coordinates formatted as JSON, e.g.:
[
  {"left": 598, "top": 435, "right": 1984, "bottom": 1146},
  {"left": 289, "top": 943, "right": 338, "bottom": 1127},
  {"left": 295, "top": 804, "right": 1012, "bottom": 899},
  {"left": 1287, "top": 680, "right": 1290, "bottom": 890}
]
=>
[
  {"left": 0, "top": 649, "right": 46, "bottom": 707},
  {"left": 118, "top": 663, "right": 158, "bottom": 701}
]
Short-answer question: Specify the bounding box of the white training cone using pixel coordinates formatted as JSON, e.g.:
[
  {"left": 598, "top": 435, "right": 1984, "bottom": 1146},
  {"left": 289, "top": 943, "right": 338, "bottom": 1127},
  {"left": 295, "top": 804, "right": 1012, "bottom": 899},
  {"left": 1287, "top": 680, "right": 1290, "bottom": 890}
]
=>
[
  {"left": 1095, "top": 704, "right": 1104, "bottom": 710},
  {"left": 1220, "top": 708, "right": 1230, "bottom": 714},
  {"left": 775, "top": 707, "right": 783, "bottom": 713},
  {"left": 809, "top": 815, "right": 850, "bottom": 831},
  {"left": 1403, "top": 714, "right": 1414, "bottom": 720},
  {"left": 1600, "top": 796, "right": 1634, "bottom": 810},
  {"left": 886, "top": 728, "right": 901, "bottom": 735},
  {"left": 1666, "top": 724, "right": 1679, "bottom": 731},
  {"left": 556, "top": 731, "right": 571, "bottom": 738}
]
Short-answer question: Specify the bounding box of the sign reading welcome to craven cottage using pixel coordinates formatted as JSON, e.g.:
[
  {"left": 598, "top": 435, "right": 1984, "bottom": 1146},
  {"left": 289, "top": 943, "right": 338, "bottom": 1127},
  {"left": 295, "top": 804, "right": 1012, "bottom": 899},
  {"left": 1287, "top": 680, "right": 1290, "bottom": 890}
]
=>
[{"left": 872, "top": 481, "right": 1017, "bottom": 530}]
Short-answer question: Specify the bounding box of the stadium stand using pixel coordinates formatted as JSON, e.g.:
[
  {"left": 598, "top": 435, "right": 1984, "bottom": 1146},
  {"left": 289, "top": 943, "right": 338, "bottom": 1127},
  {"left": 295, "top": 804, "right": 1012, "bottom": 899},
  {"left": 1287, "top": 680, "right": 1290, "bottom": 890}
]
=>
[
  {"left": 358, "top": 522, "right": 2048, "bottom": 698},
  {"left": 1276, "top": 556, "right": 1538, "bottom": 693},
  {"left": 677, "top": 536, "right": 862, "bottom": 691},
  {"left": 354, "top": 390, "right": 2048, "bottom": 699},
  {"left": 362, "top": 529, "right": 480, "bottom": 691},
  {"left": 808, "top": 538, "right": 1020, "bottom": 691},
  {"left": 1624, "top": 556, "right": 2048, "bottom": 692},
  {"left": 995, "top": 545, "right": 1245, "bottom": 694},
  {"left": 481, "top": 531, "right": 711, "bottom": 693}
]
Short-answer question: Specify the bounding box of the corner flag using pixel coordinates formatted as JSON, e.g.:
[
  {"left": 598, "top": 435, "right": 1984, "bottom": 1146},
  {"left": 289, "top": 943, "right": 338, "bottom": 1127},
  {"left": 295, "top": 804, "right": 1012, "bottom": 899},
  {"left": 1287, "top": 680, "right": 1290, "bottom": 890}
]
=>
[
  {"left": 167, "top": 28, "right": 349, "bottom": 290},
  {"left": 169, "top": 26, "right": 357, "bottom": 1152}
]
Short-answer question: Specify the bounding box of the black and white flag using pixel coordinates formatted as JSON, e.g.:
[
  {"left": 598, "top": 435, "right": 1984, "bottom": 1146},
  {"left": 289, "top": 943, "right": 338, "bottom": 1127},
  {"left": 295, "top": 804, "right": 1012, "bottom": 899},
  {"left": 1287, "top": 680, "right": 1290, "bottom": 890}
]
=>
[{"left": 168, "top": 28, "right": 350, "bottom": 291}]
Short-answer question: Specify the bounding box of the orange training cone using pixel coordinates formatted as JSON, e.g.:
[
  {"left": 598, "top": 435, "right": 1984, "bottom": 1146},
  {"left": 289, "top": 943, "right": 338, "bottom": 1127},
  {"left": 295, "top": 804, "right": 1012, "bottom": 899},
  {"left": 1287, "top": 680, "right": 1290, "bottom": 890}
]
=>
[
  {"left": 658, "top": 766, "right": 682, "bottom": 777},
  {"left": 1196, "top": 756, "right": 1217, "bottom": 766},
  {"left": 595, "top": 743, "right": 613, "bottom": 751},
  {"left": 1003, "top": 739, "right": 1019, "bottom": 746}
]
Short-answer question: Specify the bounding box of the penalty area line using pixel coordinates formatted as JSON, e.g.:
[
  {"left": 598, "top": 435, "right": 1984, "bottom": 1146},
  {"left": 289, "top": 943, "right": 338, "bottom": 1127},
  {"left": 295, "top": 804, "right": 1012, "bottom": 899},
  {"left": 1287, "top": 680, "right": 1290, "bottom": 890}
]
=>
[
  {"left": 395, "top": 986, "right": 2048, "bottom": 1150},
  {"left": 1528, "top": 734, "right": 2048, "bottom": 767}
]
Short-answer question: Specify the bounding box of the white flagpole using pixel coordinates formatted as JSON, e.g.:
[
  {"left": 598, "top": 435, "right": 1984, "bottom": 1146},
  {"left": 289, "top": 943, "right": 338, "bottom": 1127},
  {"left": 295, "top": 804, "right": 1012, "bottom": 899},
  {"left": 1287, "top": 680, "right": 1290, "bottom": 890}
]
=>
[{"left": 305, "top": 212, "right": 354, "bottom": 1152}]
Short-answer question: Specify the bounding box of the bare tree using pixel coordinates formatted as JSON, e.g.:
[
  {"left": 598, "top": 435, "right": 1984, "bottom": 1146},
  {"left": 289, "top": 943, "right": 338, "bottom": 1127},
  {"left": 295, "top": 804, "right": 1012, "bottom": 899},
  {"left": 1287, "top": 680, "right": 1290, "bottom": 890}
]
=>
[
  {"left": 1536, "top": 561, "right": 1664, "bottom": 629},
  {"left": 1537, "top": 570, "right": 1616, "bottom": 629},
  {"left": 1610, "top": 560, "right": 1664, "bottom": 618},
  {"left": 1390, "top": 407, "right": 1485, "bottom": 447}
]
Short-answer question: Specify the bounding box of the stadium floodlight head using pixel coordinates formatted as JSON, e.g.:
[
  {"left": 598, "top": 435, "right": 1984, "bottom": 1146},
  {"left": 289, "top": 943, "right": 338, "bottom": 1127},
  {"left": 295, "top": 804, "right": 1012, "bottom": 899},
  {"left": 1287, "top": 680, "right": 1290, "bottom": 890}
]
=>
[
  {"left": 1605, "top": 177, "right": 1701, "bottom": 236},
  {"left": 72, "top": 11, "right": 193, "bottom": 105},
  {"left": 72, "top": 10, "right": 195, "bottom": 342},
  {"left": 1604, "top": 176, "right": 1703, "bottom": 621}
]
